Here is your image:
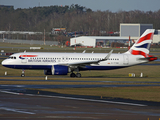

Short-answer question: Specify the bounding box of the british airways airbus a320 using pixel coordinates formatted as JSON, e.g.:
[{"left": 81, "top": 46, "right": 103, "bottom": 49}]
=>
[{"left": 1, "top": 29, "right": 157, "bottom": 77}]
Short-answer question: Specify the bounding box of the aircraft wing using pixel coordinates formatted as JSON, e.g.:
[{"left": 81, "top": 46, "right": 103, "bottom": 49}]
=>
[{"left": 59, "top": 50, "right": 113, "bottom": 67}]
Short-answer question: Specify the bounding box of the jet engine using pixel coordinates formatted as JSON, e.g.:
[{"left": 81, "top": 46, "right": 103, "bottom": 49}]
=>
[{"left": 44, "top": 65, "right": 69, "bottom": 75}]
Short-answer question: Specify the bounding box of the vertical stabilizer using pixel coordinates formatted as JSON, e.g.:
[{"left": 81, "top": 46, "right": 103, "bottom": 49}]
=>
[{"left": 126, "top": 29, "right": 155, "bottom": 58}]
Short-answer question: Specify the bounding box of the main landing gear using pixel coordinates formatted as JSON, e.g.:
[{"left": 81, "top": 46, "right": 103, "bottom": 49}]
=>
[
  {"left": 70, "top": 67, "right": 81, "bottom": 78},
  {"left": 70, "top": 72, "right": 81, "bottom": 78},
  {"left": 21, "top": 69, "right": 25, "bottom": 77}
]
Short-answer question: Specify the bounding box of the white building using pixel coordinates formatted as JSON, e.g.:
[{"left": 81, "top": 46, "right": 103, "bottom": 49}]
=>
[
  {"left": 70, "top": 36, "right": 129, "bottom": 47},
  {"left": 154, "top": 30, "right": 160, "bottom": 43}
]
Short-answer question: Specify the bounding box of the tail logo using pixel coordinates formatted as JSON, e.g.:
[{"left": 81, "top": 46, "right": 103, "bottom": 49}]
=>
[
  {"left": 129, "top": 29, "right": 154, "bottom": 58},
  {"left": 135, "top": 43, "right": 150, "bottom": 49},
  {"left": 137, "top": 33, "right": 153, "bottom": 44}
]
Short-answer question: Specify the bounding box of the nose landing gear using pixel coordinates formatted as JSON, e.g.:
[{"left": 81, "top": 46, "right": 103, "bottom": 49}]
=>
[{"left": 21, "top": 70, "right": 25, "bottom": 77}]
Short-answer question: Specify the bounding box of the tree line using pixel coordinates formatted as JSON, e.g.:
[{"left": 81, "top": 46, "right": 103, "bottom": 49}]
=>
[{"left": 0, "top": 4, "right": 160, "bottom": 35}]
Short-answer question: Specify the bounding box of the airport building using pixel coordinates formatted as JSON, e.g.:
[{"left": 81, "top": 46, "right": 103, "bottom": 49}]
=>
[
  {"left": 120, "top": 23, "right": 160, "bottom": 43},
  {"left": 70, "top": 36, "right": 129, "bottom": 48},
  {"left": 153, "top": 30, "right": 160, "bottom": 43},
  {"left": 70, "top": 23, "right": 160, "bottom": 47},
  {"left": 120, "top": 23, "right": 153, "bottom": 39}
]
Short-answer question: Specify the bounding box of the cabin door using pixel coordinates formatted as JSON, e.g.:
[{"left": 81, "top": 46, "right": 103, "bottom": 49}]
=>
[{"left": 123, "top": 55, "right": 129, "bottom": 65}]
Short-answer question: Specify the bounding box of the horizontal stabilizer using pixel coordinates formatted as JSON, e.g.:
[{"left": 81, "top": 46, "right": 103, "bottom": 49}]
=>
[{"left": 138, "top": 56, "right": 158, "bottom": 61}]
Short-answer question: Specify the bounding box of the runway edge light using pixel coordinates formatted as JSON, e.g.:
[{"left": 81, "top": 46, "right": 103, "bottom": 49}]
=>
[
  {"left": 5, "top": 71, "right": 7, "bottom": 76},
  {"left": 140, "top": 73, "right": 143, "bottom": 77}
]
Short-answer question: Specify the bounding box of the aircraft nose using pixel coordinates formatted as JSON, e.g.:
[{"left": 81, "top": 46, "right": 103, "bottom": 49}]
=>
[{"left": 1, "top": 59, "right": 7, "bottom": 66}]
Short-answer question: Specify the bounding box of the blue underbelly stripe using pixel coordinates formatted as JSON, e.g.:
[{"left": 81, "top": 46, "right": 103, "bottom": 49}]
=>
[
  {"left": 3, "top": 65, "right": 126, "bottom": 70},
  {"left": 3, "top": 65, "right": 52, "bottom": 70}
]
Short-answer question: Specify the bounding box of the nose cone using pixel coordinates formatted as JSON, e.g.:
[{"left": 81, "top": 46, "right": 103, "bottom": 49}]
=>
[
  {"left": 1, "top": 59, "right": 14, "bottom": 69},
  {"left": 1, "top": 60, "right": 5, "bottom": 66},
  {"left": 1, "top": 59, "right": 7, "bottom": 66}
]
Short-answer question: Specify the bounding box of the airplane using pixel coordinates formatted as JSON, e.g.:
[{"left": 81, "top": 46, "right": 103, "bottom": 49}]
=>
[{"left": 1, "top": 29, "right": 158, "bottom": 77}]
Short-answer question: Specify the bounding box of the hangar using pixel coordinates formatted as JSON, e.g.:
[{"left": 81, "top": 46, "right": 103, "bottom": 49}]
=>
[{"left": 70, "top": 36, "right": 129, "bottom": 48}]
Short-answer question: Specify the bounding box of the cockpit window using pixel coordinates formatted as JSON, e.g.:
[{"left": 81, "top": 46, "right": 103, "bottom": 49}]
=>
[{"left": 9, "top": 56, "right": 16, "bottom": 59}]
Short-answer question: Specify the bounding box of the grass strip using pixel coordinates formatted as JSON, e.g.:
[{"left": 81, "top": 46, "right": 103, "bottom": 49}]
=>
[
  {"left": 36, "top": 86, "right": 160, "bottom": 102},
  {"left": 0, "top": 80, "right": 159, "bottom": 85},
  {"left": 0, "top": 77, "right": 160, "bottom": 82}
]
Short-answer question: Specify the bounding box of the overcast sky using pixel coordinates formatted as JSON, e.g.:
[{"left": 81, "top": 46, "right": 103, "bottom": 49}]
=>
[{"left": 0, "top": 0, "right": 160, "bottom": 12}]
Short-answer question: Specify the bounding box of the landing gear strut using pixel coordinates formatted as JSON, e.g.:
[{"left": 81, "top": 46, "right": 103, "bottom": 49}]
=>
[
  {"left": 70, "top": 67, "right": 81, "bottom": 78},
  {"left": 21, "top": 70, "right": 25, "bottom": 77}
]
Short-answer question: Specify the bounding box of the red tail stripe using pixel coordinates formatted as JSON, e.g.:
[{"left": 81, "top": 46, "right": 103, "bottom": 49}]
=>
[
  {"left": 19, "top": 55, "right": 37, "bottom": 57},
  {"left": 137, "top": 33, "right": 153, "bottom": 44},
  {"left": 131, "top": 50, "right": 147, "bottom": 57}
]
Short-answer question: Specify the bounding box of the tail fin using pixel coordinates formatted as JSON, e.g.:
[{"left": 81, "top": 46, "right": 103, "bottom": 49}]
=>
[{"left": 126, "top": 29, "right": 155, "bottom": 58}]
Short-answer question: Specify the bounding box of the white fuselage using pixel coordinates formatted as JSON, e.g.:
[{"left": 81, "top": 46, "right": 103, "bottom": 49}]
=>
[{"left": 2, "top": 52, "right": 146, "bottom": 71}]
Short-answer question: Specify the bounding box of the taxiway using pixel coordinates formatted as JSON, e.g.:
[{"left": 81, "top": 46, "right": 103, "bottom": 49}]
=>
[{"left": 0, "top": 77, "right": 160, "bottom": 119}]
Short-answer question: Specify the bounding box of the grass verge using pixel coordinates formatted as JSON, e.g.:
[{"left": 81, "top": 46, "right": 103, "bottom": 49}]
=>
[{"left": 36, "top": 86, "right": 160, "bottom": 102}]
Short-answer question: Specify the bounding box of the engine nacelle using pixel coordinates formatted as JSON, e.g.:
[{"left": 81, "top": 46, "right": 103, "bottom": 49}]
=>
[{"left": 44, "top": 65, "right": 69, "bottom": 75}]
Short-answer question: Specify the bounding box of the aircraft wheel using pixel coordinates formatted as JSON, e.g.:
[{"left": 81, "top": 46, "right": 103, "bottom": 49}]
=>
[
  {"left": 70, "top": 73, "right": 76, "bottom": 77},
  {"left": 21, "top": 74, "right": 25, "bottom": 77},
  {"left": 76, "top": 73, "right": 81, "bottom": 78}
]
